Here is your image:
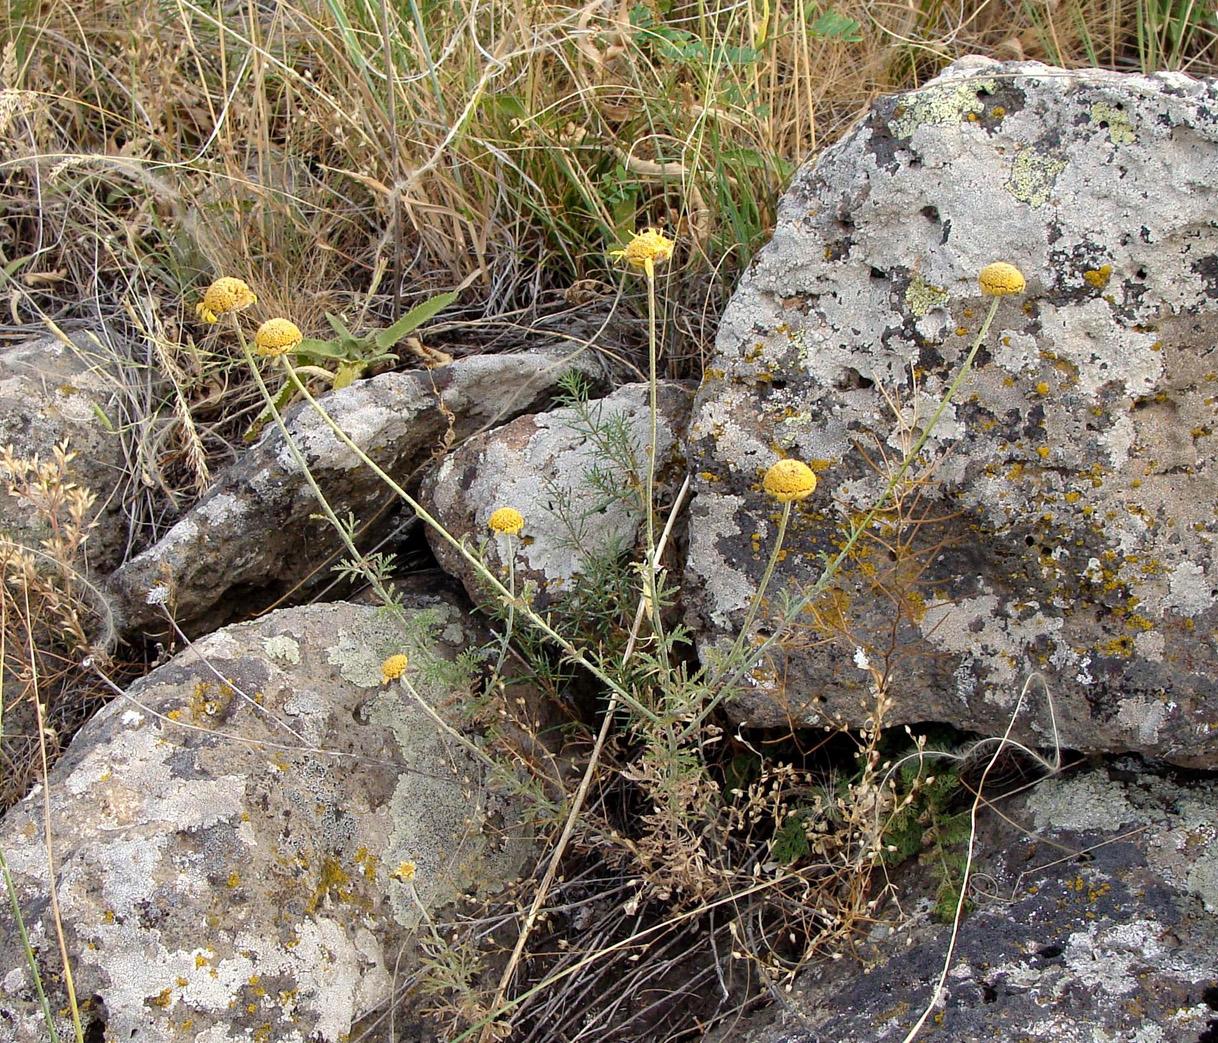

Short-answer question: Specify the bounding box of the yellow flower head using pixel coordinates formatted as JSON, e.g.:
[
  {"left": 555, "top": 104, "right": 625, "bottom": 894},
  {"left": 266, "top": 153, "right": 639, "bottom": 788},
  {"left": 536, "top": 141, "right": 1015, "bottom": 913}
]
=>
[
  {"left": 763, "top": 459, "right": 817, "bottom": 503},
  {"left": 488, "top": 507, "right": 525, "bottom": 536},
  {"left": 380, "top": 653, "right": 409, "bottom": 684},
  {"left": 610, "top": 228, "right": 675, "bottom": 278},
  {"left": 390, "top": 860, "right": 416, "bottom": 883},
  {"left": 253, "top": 318, "right": 303, "bottom": 357},
  {"left": 195, "top": 277, "right": 256, "bottom": 324},
  {"left": 978, "top": 262, "right": 1026, "bottom": 297}
]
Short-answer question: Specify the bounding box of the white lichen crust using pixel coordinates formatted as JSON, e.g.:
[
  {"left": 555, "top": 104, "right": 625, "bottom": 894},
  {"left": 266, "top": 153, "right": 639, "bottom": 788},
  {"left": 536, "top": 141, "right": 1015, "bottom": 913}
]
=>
[
  {"left": 686, "top": 58, "right": 1218, "bottom": 765},
  {"left": 0, "top": 600, "right": 533, "bottom": 1043}
]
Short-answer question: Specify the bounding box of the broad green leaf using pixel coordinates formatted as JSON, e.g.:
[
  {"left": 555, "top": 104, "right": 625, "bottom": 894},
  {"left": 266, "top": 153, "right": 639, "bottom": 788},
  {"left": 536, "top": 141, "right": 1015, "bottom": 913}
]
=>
[
  {"left": 325, "top": 312, "right": 356, "bottom": 341},
  {"left": 373, "top": 291, "right": 457, "bottom": 350},
  {"left": 332, "top": 362, "right": 363, "bottom": 390},
  {"left": 294, "top": 338, "right": 350, "bottom": 362}
]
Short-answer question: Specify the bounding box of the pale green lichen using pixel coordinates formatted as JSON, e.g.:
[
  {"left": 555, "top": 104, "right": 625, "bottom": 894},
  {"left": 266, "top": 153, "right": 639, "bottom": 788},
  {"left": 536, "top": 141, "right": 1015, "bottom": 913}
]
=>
[
  {"left": 1026, "top": 773, "right": 1140, "bottom": 834},
  {"left": 324, "top": 611, "right": 428, "bottom": 687},
  {"left": 904, "top": 276, "right": 950, "bottom": 318},
  {"left": 1005, "top": 147, "right": 1068, "bottom": 207},
  {"left": 889, "top": 79, "right": 993, "bottom": 139},
  {"left": 262, "top": 635, "right": 301, "bottom": 665},
  {"left": 1091, "top": 102, "right": 1135, "bottom": 145}
]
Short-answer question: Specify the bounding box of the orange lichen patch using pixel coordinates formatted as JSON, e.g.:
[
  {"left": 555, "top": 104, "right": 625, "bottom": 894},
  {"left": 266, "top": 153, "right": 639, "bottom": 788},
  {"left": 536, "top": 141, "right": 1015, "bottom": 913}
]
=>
[{"left": 149, "top": 988, "right": 173, "bottom": 1009}]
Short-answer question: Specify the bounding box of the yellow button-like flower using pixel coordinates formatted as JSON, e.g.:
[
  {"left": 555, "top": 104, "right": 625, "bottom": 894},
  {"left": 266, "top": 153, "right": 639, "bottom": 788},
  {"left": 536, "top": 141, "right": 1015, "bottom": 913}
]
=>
[
  {"left": 763, "top": 460, "right": 817, "bottom": 503},
  {"left": 195, "top": 277, "right": 256, "bottom": 324},
  {"left": 978, "top": 262, "right": 1026, "bottom": 297},
  {"left": 488, "top": 507, "right": 525, "bottom": 536},
  {"left": 380, "top": 653, "right": 409, "bottom": 684},
  {"left": 390, "top": 860, "right": 416, "bottom": 883},
  {"left": 253, "top": 318, "right": 303, "bottom": 357},
  {"left": 610, "top": 228, "right": 675, "bottom": 278}
]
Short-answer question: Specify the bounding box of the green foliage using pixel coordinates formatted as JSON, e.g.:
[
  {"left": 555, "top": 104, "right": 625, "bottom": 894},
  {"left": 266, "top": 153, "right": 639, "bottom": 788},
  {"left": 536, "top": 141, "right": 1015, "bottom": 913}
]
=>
[
  {"left": 296, "top": 291, "right": 457, "bottom": 390},
  {"left": 629, "top": 4, "right": 761, "bottom": 66},
  {"left": 881, "top": 753, "right": 972, "bottom": 923},
  {"left": 772, "top": 810, "right": 811, "bottom": 866},
  {"left": 806, "top": 5, "right": 864, "bottom": 42},
  {"left": 243, "top": 290, "right": 457, "bottom": 442}
]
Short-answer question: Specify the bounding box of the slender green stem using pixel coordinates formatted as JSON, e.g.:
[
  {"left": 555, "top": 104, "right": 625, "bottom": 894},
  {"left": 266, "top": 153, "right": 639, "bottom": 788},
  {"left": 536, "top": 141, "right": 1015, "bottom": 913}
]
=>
[
  {"left": 693, "top": 296, "right": 1004, "bottom": 735},
  {"left": 718, "top": 499, "right": 793, "bottom": 675},
  {"left": 491, "top": 537, "right": 516, "bottom": 683},
  {"left": 641, "top": 265, "right": 669, "bottom": 671},
  {"left": 0, "top": 845, "right": 61, "bottom": 1043},
  {"left": 276, "top": 359, "right": 661, "bottom": 725},
  {"left": 644, "top": 268, "right": 658, "bottom": 559},
  {"left": 240, "top": 342, "right": 401, "bottom": 620}
]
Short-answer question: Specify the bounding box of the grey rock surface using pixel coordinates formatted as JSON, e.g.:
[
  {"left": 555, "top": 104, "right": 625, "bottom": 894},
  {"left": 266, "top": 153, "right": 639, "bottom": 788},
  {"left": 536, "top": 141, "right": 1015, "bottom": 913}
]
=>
[
  {"left": 714, "top": 764, "right": 1218, "bottom": 1043},
  {"left": 685, "top": 58, "right": 1218, "bottom": 765},
  {"left": 0, "top": 598, "right": 533, "bottom": 1043},
  {"left": 108, "top": 349, "right": 596, "bottom": 637},
  {"left": 423, "top": 381, "right": 693, "bottom": 612},
  {"left": 0, "top": 332, "right": 128, "bottom": 571}
]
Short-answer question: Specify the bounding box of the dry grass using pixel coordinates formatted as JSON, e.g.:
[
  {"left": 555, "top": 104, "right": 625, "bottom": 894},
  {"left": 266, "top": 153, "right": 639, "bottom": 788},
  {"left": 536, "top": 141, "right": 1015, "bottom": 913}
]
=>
[{"left": 3, "top": 2, "right": 1212, "bottom": 524}]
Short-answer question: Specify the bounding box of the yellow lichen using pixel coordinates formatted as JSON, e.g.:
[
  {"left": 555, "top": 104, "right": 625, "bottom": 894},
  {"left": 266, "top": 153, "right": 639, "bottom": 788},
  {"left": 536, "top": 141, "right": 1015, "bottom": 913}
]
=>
[
  {"left": 1005, "top": 148, "right": 1067, "bottom": 208},
  {"left": 1083, "top": 264, "right": 1113, "bottom": 290},
  {"left": 904, "top": 276, "right": 949, "bottom": 318},
  {"left": 1090, "top": 102, "right": 1135, "bottom": 145}
]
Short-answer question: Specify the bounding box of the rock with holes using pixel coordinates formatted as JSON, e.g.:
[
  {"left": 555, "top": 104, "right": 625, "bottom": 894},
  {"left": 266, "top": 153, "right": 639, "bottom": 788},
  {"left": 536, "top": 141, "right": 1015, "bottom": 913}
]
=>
[
  {"left": 107, "top": 349, "right": 600, "bottom": 638},
  {"left": 712, "top": 763, "right": 1218, "bottom": 1043},
  {"left": 0, "top": 331, "right": 128, "bottom": 572},
  {"left": 422, "top": 381, "right": 693, "bottom": 614},
  {"left": 685, "top": 57, "right": 1218, "bottom": 766},
  {"left": 0, "top": 598, "right": 534, "bottom": 1043}
]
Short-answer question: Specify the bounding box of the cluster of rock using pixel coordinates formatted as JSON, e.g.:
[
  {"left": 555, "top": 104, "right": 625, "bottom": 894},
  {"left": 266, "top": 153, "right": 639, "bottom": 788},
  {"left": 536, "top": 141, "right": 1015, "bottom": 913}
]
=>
[{"left": 1, "top": 56, "right": 1216, "bottom": 1042}]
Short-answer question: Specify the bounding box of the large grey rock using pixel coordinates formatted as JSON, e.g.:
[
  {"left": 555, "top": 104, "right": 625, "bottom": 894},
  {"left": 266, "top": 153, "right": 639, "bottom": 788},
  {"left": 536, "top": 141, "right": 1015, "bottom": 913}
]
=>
[
  {"left": 685, "top": 58, "right": 1218, "bottom": 765},
  {"left": 717, "top": 764, "right": 1218, "bottom": 1043},
  {"left": 0, "top": 332, "right": 128, "bottom": 571},
  {"left": 108, "top": 349, "right": 596, "bottom": 637},
  {"left": 423, "top": 381, "right": 693, "bottom": 612},
  {"left": 0, "top": 599, "right": 533, "bottom": 1043}
]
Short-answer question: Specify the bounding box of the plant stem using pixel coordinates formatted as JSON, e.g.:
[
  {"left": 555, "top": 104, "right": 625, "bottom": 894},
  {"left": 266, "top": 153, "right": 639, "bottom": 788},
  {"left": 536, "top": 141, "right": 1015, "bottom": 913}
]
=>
[
  {"left": 240, "top": 342, "right": 401, "bottom": 618},
  {"left": 276, "top": 359, "right": 661, "bottom": 725},
  {"left": 693, "top": 295, "right": 1004, "bottom": 735}
]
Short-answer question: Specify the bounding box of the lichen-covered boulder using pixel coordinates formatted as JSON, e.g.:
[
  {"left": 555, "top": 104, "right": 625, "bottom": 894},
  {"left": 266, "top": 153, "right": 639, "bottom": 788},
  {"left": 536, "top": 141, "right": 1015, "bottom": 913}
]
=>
[
  {"left": 0, "top": 332, "right": 128, "bottom": 571},
  {"left": 685, "top": 57, "right": 1218, "bottom": 765},
  {"left": 423, "top": 381, "right": 692, "bottom": 612},
  {"left": 0, "top": 599, "right": 533, "bottom": 1043},
  {"left": 108, "top": 349, "right": 597, "bottom": 637},
  {"left": 716, "top": 764, "right": 1218, "bottom": 1043}
]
